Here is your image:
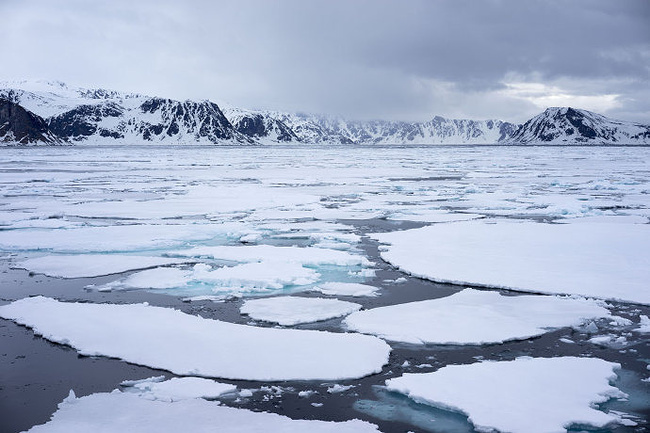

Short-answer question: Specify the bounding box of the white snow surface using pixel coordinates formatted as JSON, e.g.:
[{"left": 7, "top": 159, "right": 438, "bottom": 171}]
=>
[
  {"left": 167, "top": 245, "right": 371, "bottom": 266},
  {"left": 0, "top": 297, "right": 391, "bottom": 381},
  {"left": 344, "top": 288, "right": 612, "bottom": 344},
  {"left": 0, "top": 223, "right": 241, "bottom": 253},
  {"left": 15, "top": 255, "right": 192, "bottom": 278},
  {"left": 99, "top": 262, "right": 320, "bottom": 293},
  {"left": 122, "top": 377, "right": 237, "bottom": 402},
  {"left": 385, "top": 356, "right": 627, "bottom": 433},
  {"left": 24, "top": 390, "right": 379, "bottom": 433},
  {"left": 241, "top": 296, "right": 362, "bottom": 325},
  {"left": 373, "top": 220, "right": 650, "bottom": 305},
  {"left": 312, "top": 282, "right": 380, "bottom": 297}
]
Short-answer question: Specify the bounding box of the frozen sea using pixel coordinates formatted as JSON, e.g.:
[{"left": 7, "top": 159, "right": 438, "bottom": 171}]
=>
[{"left": 0, "top": 144, "right": 649, "bottom": 433}]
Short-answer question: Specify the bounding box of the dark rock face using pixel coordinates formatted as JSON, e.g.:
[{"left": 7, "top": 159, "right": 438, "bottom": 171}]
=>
[
  {"left": 230, "top": 113, "right": 299, "bottom": 142},
  {"left": 137, "top": 98, "right": 245, "bottom": 143},
  {"left": 48, "top": 102, "right": 124, "bottom": 139},
  {"left": 0, "top": 99, "right": 58, "bottom": 144}
]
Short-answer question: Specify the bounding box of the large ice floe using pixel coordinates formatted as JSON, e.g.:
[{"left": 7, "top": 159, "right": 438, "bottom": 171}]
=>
[
  {"left": 25, "top": 389, "right": 379, "bottom": 433},
  {"left": 0, "top": 296, "right": 390, "bottom": 380},
  {"left": 385, "top": 357, "right": 628, "bottom": 433},
  {"left": 241, "top": 296, "right": 362, "bottom": 325},
  {"left": 373, "top": 219, "right": 650, "bottom": 305},
  {"left": 15, "top": 254, "right": 193, "bottom": 278},
  {"left": 344, "top": 288, "right": 613, "bottom": 344}
]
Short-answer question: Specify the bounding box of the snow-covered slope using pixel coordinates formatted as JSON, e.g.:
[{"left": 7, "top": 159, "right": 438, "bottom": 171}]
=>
[
  {"left": 507, "top": 107, "right": 650, "bottom": 145},
  {"left": 1, "top": 81, "right": 649, "bottom": 145},
  {"left": 0, "top": 81, "right": 252, "bottom": 145},
  {"left": 223, "top": 109, "right": 517, "bottom": 144}
]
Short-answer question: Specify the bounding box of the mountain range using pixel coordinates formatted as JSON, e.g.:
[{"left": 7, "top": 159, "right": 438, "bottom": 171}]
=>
[{"left": 1, "top": 80, "right": 649, "bottom": 145}]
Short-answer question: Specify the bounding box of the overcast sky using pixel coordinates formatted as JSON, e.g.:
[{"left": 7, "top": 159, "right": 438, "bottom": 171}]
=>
[{"left": 1, "top": 0, "right": 649, "bottom": 123}]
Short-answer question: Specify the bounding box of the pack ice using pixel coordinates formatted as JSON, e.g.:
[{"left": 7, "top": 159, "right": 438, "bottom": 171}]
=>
[
  {"left": 386, "top": 357, "right": 628, "bottom": 433},
  {"left": 373, "top": 220, "right": 650, "bottom": 305},
  {"left": 344, "top": 288, "right": 613, "bottom": 344},
  {"left": 0, "top": 297, "right": 390, "bottom": 381}
]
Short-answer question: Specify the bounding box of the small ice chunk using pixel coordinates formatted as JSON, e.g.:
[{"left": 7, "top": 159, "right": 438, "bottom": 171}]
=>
[
  {"left": 123, "top": 377, "right": 236, "bottom": 402},
  {"left": 327, "top": 384, "right": 355, "bottom": 394},
  {"left": 241, "top": 296, "right": 361, "bottom": 325},
  {"left": 312, "top": 282, "right": 380, "bottom": 297},
  {"left": 634, "top": 315, "right": 650, "bottom": 333}
]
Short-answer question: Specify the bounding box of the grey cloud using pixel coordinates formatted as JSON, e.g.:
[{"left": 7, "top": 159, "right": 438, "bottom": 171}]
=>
[{"left": 0, "top": 0, "right": 648, "bottom": 122}]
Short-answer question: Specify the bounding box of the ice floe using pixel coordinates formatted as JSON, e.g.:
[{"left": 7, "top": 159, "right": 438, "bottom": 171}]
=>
[
  {"left": 241, "top": 296, "right": 362, "bottom": 325},
  {"left": 15, "top": 254, "right": 193, "bottom": 278},
  {"left": 385, "top": 357, "right": 628, "bottom": 433},
  {"left": 121, "top": 376, "right": 236, "bottom": 402},
  {"left": 166, "top": 244, "right": 372, "bottom": 266},
  {"left": 344, "top": 288, "right": 613, "bottom": 344},
  {"left": 634, "top": 315, "right": 650, "bottom": 333},
  {"left": 0, "top": 223, "right": 245, "bottom": 253},
  {"left": 312, "top": 282, "right": 380, "bottom": 297},
  {"left": 98, "top": 262, "right": 320, "bottom": 294},
  {"left": 24, "top": 390, "right": 380, "bottom": 433},
  {"left": 0, "top": 296, "right": 390, "bottom": 380},
  {"left": 373, "top": 220, "right": 650, "bottom": 304}
]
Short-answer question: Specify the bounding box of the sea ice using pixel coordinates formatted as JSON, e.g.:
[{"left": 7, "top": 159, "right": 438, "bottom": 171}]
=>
[
  {"left": 385, "top": 356, "right": 628, "bottom": 433},
  {"left": 99, "top": 262, "right": 320, "bottom": 293},
  {"left": 343, "top": 288, "right": 612, "bottom": 344},
  {"left": 167, "top": 245, "right": 372, "bottom": 267},
  {"left": 0, "top": 296, "right": 390, "bottom": 380},
  {"left": 241, "top": 296, "right": 362, "bottom": 325},
  {"left": 0, "top": 223, "right": 244, "bottom": 253},
  {"left": 15, "top": 255, "right": 193, "bottom": 278},
  {"left": 24, "top": 390, "right": 380, "bottom": 433},
  {"left": 373, "top": 220, "right": 650, "bottom": 304},
  {"left": 121, "top": 376, "right": 237, "bottom": 402},
  {"left": 312, "top": 282, "right": 380, "bottom": 297},
  {"left": 634, "top": 315, "right": 650, "bottom": 333}
]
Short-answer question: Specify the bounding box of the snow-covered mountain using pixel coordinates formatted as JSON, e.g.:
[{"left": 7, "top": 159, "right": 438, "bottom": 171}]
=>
[
  {"left": 1, "top": 81, "right": 648, "bottom": 145},
  {"left": 0, "top": 81, "right": 252, "bottom": 145},
  {"left": 0, "top": 98, "right": 60, "bottom": 144},
  {"left": 506, "top": 107, "right": 650, "bottom": 144},
  {"left": 223, "top": 109, "right": 516, "bottom": 144}
]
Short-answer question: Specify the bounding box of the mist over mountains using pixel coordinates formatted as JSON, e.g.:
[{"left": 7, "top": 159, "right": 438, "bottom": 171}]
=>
[{"left": 1, "top": 81, "right": 649, "bottom": 146}]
